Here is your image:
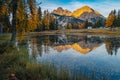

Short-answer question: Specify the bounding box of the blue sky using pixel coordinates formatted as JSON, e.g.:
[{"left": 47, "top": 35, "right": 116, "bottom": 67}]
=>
[{"left": 37, "top": 0, "right": 120, "bottom": 17}]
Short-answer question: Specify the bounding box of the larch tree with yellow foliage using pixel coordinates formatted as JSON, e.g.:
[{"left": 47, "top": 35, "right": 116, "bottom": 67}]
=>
[
  {"left": 0, "top": 0, "right": 10, "bottom": 33},
  {"left": 16, "top": 0, "right": 28, "bottom": 40},
  {"left": 66, "top": 23, "right": 72, "bottom": 29},
  {"left": 42, "top": 10, "right": 51, "bottom": 30},
  {"left": 0, "top": 0, "right": 42, "bottom": 45},
  {"left": 106, "top": 10, "right": 115, "bottom": 28},
  {"left": 27, "top": 0, "right": 41, "bottom": 32}
]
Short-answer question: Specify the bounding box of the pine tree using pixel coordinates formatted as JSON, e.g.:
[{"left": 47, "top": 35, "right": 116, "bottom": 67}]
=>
[
  {"left": 49, "top": 14, "right": 55, "bottom": 30},
  {"left": 94, "top": 20, "right": 105, "bottom": 28},
  {"left": 35, "top": 7, "right": 42, "bottom": 31},
  {"left": 27, "top": 0, "right": 40, "bottom": 32},
  {"left": 38, "top": 7, "right": 42, "bottom": 20},
  {"left": 118, "top": 10, "right": 120, "bottom": 27},
  {"left": 42, "top": 10, "right": 50, "bottom": 30},
  {"left": 17, "top": 0, "right": 28, "bottom": 33},
  {"left": 113, "top": 9, "right": 118, "bottom": 28},
  {"left": 54, "top": 19, "right": 58, "bottom": 30}
]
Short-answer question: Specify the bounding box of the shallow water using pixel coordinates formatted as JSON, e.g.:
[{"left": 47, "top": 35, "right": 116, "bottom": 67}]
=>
[{"left": 23, "top": 34, "right": 120, "bottom": 80}]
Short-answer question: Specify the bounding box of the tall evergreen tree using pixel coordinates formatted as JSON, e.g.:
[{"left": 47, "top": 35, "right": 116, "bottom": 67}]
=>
[
  {"left": 27, "top": 0, "right": 40, "bottom": 32},
  {"left": 49, "top": 14, "right": 55, "bottom": 30},
  {"left": 94, "top": 20, "right": 105, "bottom": 28},
  {"left": 117, "top": 10, "right": 120, "bottom": 27},
  {"left": 36, "top": 6, "right": 42, "bottom": 31},
  {"left": 42, "top": 10, "right": 50, "bottom": 30}
]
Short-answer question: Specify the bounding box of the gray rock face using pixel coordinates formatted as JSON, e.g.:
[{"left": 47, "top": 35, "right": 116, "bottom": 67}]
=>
[
  {"left": 79, "top": 12, "right": 105, "bottom": 23},
  {"left": 53, "top": 14, "right": 84, "bottom": 29}
]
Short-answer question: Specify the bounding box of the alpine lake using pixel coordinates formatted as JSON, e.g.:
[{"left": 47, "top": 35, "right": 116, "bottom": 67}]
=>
[{"left": 17, "top": 34, "right": 120, "bottom": 80}]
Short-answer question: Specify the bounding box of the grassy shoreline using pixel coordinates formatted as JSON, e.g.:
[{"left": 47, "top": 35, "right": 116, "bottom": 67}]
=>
[
  {"left": 30, "top": 28, "right": 120, "bottom": 37},
  {"left": 1, "top": 28, "right": 120, "bottom": 37}
]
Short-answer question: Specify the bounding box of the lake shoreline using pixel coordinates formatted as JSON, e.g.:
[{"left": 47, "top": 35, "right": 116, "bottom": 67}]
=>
[{"left": 30, "top": 28, "right": 120, "bottom": 37}]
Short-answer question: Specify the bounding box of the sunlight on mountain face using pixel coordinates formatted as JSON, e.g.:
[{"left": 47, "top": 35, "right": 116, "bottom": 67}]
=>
[
  {"left": 52, "top": 5, "right": 101, "bottom": 18},
  {"left": 72, "top": 5, "right": 100, "bottom": 18},
  {"left": 54, "top": 43, "right": 99, "bottom": 54},
  {"left": 53, "top": 45, "right": 71, "bottom": 52},
  {"left": 72, "top": 43, "right": 91, "bottom": 54}
]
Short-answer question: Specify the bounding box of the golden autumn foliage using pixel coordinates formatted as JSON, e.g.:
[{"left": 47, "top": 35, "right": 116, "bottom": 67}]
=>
[
  {"left": 27, "top": 13, "right": 41, "bottom": 31},
  {"left": 16, "top": 0, "right": 41, "bottom": 33},
  {"left": 0, "top": 3, "right": 10, "bottom": 32},
  {"left": 0, "top": 5, "right": 7, "bottom": 15},
  {"left": 27, "top": 0, "right": 41, "bottom": 32},
  {"left": 51, "top": 14, "right": 55, "bottom": 22},
  {"left": 0, "top": 4, "right": 7, "bottom": 21},
  {"left": 18, "top": 33, "right": 25, "bottom": 41},
  {"left": 16, "top": 0, "right": 27, "bottom": 33},
  {"left": 66, "top": 23, "right": 72, "bottom": 29},
  {"left": 80, "top": 23, "right": 86, "bottom": 29},
  {"left": 42, "top": 10, "right": 50, "bottom": 30},
  {"left": 106, "top": 11, "right": 115, "bottom": 27},
  {"left": 76, "top": 23, "right": 87, "bottom": 29},
  {"left": 16, "top": 0, "right": 41, "bottom": 40},
  {"left": 0, "top": 0, "right": 43, "bottom": 43}
]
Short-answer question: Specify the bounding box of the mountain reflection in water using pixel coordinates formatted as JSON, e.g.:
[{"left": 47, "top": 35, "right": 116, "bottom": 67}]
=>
[
  {"left": 25, "top": 34, "right": 120, "bottom": 80},
  {"left": 28, "top": 35, "right": 120, "bottom": 56}
]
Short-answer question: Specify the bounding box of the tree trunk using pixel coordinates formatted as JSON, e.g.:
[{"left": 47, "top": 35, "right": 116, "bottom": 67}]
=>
[{"left": 10, "top": 0, "right": 18, "bottom": 45}]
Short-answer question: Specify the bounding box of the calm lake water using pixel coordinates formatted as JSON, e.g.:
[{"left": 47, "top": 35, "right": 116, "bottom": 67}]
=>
[{"left": 22, "top": 34, "right": 120, "bottom": 80}]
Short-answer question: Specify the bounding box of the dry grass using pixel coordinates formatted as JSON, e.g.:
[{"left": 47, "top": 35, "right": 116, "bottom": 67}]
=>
[{"left": 30, "top": 28, "right": 120, "bottom": 37}]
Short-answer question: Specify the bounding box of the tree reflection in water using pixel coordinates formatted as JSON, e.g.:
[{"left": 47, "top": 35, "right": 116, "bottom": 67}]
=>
[
  {"left": 26, "top": 35, "right": 120, "bottom": 57},
  {"left": 22, "top": 34, "right": 120, "bottom": 80},
  {"left": 105, "top": 37, "right": 120, "bottom": 55}
]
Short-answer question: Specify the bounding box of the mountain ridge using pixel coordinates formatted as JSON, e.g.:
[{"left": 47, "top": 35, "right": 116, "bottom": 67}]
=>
[
  {"left": 52, "top": 7, "right": 72, "bottom": 16},
  {"left": 71, "top": 5, "right": 102, "bottom": 18},
  {"left": 52, "top": 5, "right": 105, "bottom": 20},
  {"left": 52, "top": 5, "right": 105, "bottom": 28}
]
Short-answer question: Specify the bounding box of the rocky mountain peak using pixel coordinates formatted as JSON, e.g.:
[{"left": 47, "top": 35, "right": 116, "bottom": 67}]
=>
[
  {"left": 72, "top": 5, "right": 101, "bottom": 18},
  {"left": 57, "top": 7, "right": 63, "bottom": 11},
  {"left": 81, "top": 5, "right": 92, "bottom": 9},
  {"left": 52, "top": 5, "right": 105, "bottom": 27},
  {"left": 52, "top": 7, "right": 72, "bottom": 16}
]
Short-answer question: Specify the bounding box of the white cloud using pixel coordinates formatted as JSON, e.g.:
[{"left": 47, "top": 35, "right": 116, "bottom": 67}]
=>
[{"left": 40, "top": 0, "right": 120, "bottom": 17}]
